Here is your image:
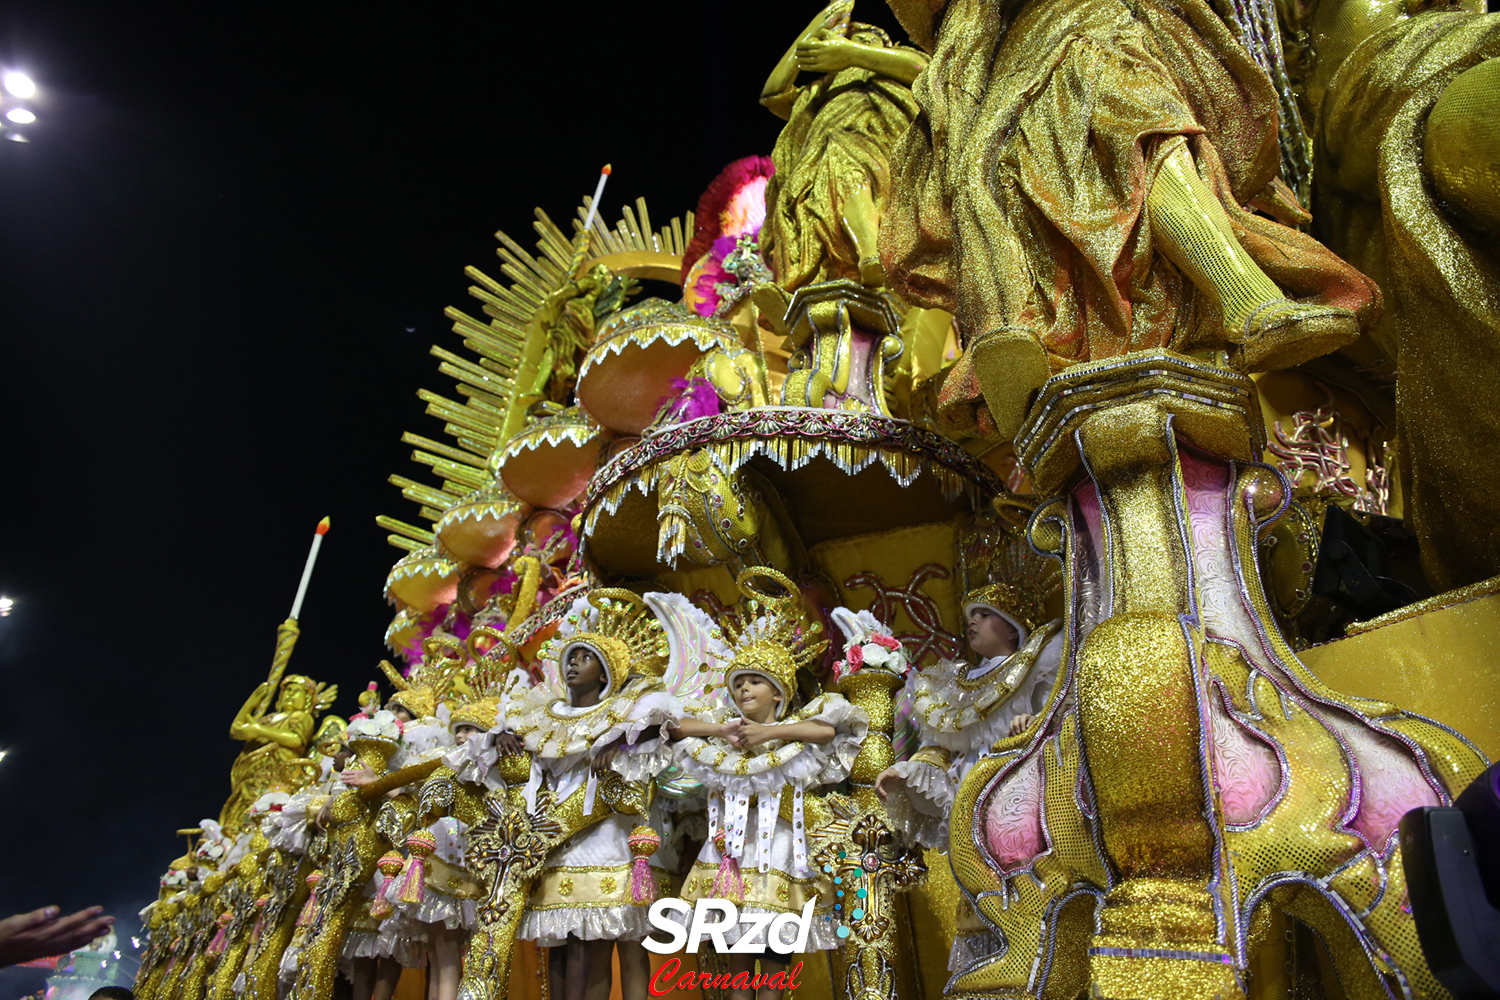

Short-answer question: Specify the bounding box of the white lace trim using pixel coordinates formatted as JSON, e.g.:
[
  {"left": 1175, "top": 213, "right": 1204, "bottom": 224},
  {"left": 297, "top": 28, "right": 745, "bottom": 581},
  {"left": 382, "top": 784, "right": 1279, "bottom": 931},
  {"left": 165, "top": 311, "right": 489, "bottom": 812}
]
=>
[
  {"left": 673, "top": 694, "right": 867, "bottom": 787},
  {"left": 910, "top": 627, "right": 1062, "bottom": 752},
  {"left": 517, "top": 903, "right": 653, "bottom": 947},
  {"left": 884, "top": 759, "right": 952, "bottom": 849}
]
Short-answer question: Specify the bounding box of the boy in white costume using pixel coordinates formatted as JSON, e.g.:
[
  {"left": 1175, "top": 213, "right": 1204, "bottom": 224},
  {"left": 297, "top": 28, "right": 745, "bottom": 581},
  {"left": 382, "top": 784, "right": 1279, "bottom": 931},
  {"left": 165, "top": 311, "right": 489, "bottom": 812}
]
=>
[{"left": 875, "top": 540, "right": 1063, "bottom": 973}]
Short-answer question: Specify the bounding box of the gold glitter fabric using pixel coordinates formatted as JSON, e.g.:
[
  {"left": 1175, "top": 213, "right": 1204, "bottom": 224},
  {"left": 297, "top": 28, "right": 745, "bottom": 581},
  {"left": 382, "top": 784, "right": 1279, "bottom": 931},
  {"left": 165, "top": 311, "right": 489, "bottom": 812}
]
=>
[
  {"left": 1315, "top": 10, "right": 1500, "bottom": 591},
  {"left": 762, "top": 29, "right": 922, "bottom": 291},
  {"left": 879, "top": 0, "right": 1378, "bottom": 435}
]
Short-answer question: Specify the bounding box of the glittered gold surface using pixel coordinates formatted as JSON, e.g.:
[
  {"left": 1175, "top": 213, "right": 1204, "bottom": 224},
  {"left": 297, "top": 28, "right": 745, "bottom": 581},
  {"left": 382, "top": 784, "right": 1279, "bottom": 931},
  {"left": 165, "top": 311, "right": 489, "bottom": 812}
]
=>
[
  {"left": 879, "top": 0, "right": 1376, "bottom": 438},
  {"left": 1316, "top": 10, "right": 1500, "bottom": 592},
  {"left": 1300, "top": 590, "right": 1500, "bottom": 760}
]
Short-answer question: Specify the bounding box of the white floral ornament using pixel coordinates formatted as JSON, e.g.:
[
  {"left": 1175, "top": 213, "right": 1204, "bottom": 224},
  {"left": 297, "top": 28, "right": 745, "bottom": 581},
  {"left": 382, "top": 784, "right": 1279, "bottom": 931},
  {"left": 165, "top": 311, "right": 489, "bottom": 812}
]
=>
[
  {"left": 250, "top": 791, "right": 291, "bottom": 817},
  {"left": 350, "top": 709, "right": 403, "bottom": 740},
  {"left": 828, "top": 629, "right": 906, "bottom": 683},
  {"left": 161, "top": 869, "right": 190, "bottom": 888}
]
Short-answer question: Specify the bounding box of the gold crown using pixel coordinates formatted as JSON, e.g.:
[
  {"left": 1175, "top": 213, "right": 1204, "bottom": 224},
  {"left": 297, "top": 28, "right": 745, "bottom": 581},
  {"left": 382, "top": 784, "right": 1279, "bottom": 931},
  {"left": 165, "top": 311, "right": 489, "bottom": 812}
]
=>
[
  {"left": 378, "top": 636, "right": 466, "bottom": 720},
  {"left": 449, "top": 696, "right": 501, "bottom": 732},
  {"left": 718, "top": 568, "right": 827, "bottom": 718},
  {"left": 550, "top": 589, "right": 670, "bottom": 696},
  {"left": 963, "top": 534, "right": 1061, "bottom": 636}
]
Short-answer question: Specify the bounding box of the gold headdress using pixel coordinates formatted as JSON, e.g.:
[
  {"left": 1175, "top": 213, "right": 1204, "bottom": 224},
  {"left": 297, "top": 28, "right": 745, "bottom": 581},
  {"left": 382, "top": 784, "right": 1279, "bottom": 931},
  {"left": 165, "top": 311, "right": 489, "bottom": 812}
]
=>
[
  {"left": 378, "top": 636, "right": 465, "bottom": 720},
  {"left": 553, "top": 589, "right": 670, "bottom": 697},
  {"left": 962, "top": 533, "right": 1061, "bottom": 642},
  {"left": 718, "top": 568, "right": 827, "bottom": 719},
  {"left": 450, "top": 627, "right": 520, "bottom": 732}
]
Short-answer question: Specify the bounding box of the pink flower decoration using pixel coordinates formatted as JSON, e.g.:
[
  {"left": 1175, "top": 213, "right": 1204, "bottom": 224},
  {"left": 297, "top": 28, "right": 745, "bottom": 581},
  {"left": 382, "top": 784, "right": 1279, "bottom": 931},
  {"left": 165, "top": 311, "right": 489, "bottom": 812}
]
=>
[
  {"left": 871, "top": 634, "right": 900, "bottom": 651},
  {"left": 846, "top": 644, "right": 864, "bottom": 668}
]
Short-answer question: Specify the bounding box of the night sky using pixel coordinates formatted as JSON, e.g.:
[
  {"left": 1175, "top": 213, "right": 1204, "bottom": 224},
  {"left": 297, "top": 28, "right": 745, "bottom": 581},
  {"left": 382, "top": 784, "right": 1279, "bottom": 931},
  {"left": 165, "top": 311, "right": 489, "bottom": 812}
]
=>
[{"left": 0, "top": 0, "right": 912, "bottom": 989}]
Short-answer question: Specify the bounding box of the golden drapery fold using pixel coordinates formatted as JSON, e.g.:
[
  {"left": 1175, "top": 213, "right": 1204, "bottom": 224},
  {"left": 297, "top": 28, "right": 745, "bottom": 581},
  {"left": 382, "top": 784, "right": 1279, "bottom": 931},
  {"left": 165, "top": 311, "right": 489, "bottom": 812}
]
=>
[
  {"left": 880, "top": 0, "right": 1379, "bottom": 436},
  {"left": 762, "top": 59, "right": 922, "bottom": 290},
  {"left": 1316, "top": 11, "right": 1500, "bottom": 591}
]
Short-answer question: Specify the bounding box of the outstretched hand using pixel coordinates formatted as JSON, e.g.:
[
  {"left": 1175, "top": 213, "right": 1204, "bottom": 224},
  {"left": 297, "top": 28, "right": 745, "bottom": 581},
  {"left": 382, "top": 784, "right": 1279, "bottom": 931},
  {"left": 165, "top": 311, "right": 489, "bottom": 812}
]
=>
[
  {"left": 340, "top": 766, "right": 377, "bottom": 788},
  {"left": 0, "top": 906, "right": 114, "bottom": 968},
  {"left": 592, "top": 741, "right": 622, "bottom": 775},
  {"left": 795, "top": 35, "right": 860, "bottom": 74},
  {"left": 494, "top": 731, "right": 526, "bottom": 757}
]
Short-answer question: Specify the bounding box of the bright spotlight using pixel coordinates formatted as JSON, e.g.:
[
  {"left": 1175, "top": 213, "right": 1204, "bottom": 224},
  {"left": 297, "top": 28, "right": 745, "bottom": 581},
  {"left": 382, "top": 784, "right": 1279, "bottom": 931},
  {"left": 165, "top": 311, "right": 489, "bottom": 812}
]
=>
[
  {"left": 3, "top": 72, "right": 36, "bottom": 98},
  {"left": 0, "top": 750, "right": 8, "bottom": 764},
  {"left": 5, "top": 108, "right": 36, "bottom": 125},
  {"left": 0, "top": 596, "right": 11, "bottom": 616},
  {"left": 2, "top": 132, "right": 28, "bottom": 143}
]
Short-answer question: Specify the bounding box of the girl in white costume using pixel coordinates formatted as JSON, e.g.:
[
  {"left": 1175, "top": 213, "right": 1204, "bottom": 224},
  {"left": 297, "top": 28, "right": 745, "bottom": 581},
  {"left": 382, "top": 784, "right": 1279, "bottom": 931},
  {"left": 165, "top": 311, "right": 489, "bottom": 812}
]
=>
[
  {"left": 874, "top": 538, "right": 1063, "bottom": 973},
  {"left": 499, "top": 588, "right": 716, "bottom": 1000},
  {"left": 668, "top": 568, "right": 868, "bottom": 999}
]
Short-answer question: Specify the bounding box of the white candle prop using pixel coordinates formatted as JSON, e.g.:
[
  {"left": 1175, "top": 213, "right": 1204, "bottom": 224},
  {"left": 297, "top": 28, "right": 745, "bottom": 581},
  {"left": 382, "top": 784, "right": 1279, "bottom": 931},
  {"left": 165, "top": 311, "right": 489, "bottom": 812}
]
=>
[
  {"left": 290, "top": 516, "right": 331, "bottom": 620},
  {"left": 581, "top": 164, "right": 612, "bottom": 237}
]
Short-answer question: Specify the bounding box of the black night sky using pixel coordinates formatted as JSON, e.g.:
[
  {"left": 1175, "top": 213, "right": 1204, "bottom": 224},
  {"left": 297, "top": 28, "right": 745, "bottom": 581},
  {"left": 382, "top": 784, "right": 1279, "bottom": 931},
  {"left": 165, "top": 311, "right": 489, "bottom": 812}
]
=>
[{"left": 0, "top": 0, "right": 907, "bottom": 990}]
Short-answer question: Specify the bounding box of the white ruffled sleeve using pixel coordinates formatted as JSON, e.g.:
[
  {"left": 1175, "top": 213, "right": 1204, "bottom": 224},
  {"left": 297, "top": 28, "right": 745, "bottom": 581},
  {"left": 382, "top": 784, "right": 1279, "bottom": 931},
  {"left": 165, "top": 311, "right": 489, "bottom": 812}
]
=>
[
  {"left": 1021, "top": 632, "right": 1064, "bottom": 716},
  {"left": 885, "top": 758, "right": 953, "bottom": 849},
  {"left": 595, "top": 689, "right": 686, "bottom": 783},
  {"left": 442, "top": 729, "right": 504, "bottom": 790},
  {"left": 268, "top": 791, "right": 315, "bottom": 854},
  {"left": 799, "top": 693, "right": 869, "bottom": 785}
]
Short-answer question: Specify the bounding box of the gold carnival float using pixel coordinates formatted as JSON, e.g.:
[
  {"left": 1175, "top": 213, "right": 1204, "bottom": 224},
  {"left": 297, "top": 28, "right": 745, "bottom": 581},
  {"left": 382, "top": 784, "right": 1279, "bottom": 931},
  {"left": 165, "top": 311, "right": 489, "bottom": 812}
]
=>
[{"left": 135, "top": 0, "right": 1500, "bottom": 998}]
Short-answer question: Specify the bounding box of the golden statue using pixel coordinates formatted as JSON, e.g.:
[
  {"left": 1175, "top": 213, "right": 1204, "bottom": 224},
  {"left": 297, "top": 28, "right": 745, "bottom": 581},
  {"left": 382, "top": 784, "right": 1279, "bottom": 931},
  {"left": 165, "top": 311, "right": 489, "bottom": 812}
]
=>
[
  {"left": 221, "top": 621, "right": 340, "bottom": 834},
  {"left": 878, "top": 0, "right": 1380, "bottom": 438},
  {"left": 1290, "top": 0, "right": 1500, "bottom": 590},
  {"left": 758, "top": 0, "right": 928, "bottom": 295}
]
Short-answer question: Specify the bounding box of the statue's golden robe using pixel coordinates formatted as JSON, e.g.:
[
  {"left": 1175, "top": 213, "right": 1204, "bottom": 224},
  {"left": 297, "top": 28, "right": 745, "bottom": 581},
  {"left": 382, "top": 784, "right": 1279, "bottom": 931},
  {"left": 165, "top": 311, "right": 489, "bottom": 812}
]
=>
[
  {"left": 763, "top": 59, "right": 921, "bottom": 290},
  {"left": 880, "top": 0, "right": 1379, "bottom": 434}
]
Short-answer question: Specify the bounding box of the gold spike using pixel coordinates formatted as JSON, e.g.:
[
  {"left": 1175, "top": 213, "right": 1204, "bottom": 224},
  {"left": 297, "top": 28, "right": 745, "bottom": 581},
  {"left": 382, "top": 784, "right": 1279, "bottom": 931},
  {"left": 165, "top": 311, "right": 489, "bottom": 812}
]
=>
[
  {"left": 419, "top": 505, "right": 445, "bottom": 522},
  {"left": 452, "top": 381, "right": 509, "bottom": 410},
  {"left": 387, "top": 534, "right": 424, "bottom": 552},
  {"left": 449, "top": 429, "right": 499, "bottom": 457},
  {"left": 636, "top": 198, "right": 654, "bottom": 250},
  {"left": 390, "top": 474, "right": 455, "bottom": 509},
  {"left": 621, "top": 204, "right": 647, "bottom": 250},
  {"left": 532, "top": 210, "right": 575, "bottom": 264},
  {"left": 670, "top": 216, "right": 685, "bottom": 257},
  {"left": 412, "top": 452, "right": 486, "bottom": 489},
  {"left": 400, "top": 432, "right": 488, "bottom": 468},
  {"left": 418, "top": 388, "right": 499, "bottom": 429},
  {"left": 437, "top": 360, "right": 512, "bottom": 399},
  {"left": 463, "top": 265, "right": 509, "bottom": 297},
  {"left": 431, "top": 344, "right": 513, "bottom": 385},
  {"left": 498, "top": 262, "right": 553, "bottom": 303},
  {"left": 376, "top": 515, "right": 436, "bottom": 544}
]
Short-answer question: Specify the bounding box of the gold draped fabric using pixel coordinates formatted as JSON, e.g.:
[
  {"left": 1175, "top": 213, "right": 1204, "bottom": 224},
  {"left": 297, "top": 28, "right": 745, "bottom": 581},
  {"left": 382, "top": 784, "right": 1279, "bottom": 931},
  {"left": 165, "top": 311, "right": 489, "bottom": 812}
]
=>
[
  {"left": 879, "top": 0, "right": 1379, "bottom": 435},
  {"left": 1316, "top": 11, "right": 1500, "bottom": 591},
  {"left": 762, "top": 58, "right": 921, "bottom": 290}
]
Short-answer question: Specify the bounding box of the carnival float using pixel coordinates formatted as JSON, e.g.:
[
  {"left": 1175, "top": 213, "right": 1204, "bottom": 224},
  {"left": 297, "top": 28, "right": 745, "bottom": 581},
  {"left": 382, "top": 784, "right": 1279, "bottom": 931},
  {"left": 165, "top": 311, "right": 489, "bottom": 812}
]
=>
[{"left": 131, "top": 0, "right": 1500, "bottom": 997}]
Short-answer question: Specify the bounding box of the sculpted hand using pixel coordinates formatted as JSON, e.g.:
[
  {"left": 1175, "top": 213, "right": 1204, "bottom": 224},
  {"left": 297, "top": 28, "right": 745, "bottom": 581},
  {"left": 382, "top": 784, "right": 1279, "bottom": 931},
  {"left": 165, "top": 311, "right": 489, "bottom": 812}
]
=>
[
  {"left": 874, "top": 766, "right": 905, "bottom": 801},
  {"left": 0, "top": 907, "right": 115, "bottom": 967},
  {"left": 1007, "top": 713, "right": 1036, "bottom": 737},
  {"left": 795, "top": 36, "right": 859, "bottom": 74}
]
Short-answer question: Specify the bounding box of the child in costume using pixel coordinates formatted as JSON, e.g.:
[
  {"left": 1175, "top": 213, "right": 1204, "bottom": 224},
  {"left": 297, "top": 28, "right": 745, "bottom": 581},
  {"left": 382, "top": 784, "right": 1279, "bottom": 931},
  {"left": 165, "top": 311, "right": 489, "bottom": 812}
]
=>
[
  {"left": 668, "top": 568, "right": 869, "bottom": 996},
  {"left": 499, "top": 589, "right": 715, "bottom": 1000},
  {"left": 875, "top": 536, "right": 1063, "bottom": 973}
]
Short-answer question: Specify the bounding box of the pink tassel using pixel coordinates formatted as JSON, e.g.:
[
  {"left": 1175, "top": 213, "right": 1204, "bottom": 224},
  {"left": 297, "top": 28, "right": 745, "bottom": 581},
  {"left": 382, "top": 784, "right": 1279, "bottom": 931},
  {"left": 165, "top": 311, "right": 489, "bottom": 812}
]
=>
[
  {"left": 295, "top": 871, "right": 323, "bottom": 928},
  {"left": 207, "top": 914, "right": 231, "bottom": 956},
  {"left": 711, "top": 830, "right": 745, "bottom": 904},
  {"left": 628, "top": 826, "right": 661, "bottom": 905},
  {"left": 397, "top": 832, "right": 436, "bottom": 906},
  {"left": 370, "top": 851, "right": 405, "bottom": 918}
]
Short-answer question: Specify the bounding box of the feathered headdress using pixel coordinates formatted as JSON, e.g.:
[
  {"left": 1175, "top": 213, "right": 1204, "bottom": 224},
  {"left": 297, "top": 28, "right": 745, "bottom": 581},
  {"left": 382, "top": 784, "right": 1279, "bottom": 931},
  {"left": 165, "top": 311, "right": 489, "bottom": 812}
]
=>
[
  {"left": 715, "top": 568, "right": 827, "bottom": 719},
  {"left": 963, "top": 533, "right": 1061, "bottom": 644}
]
